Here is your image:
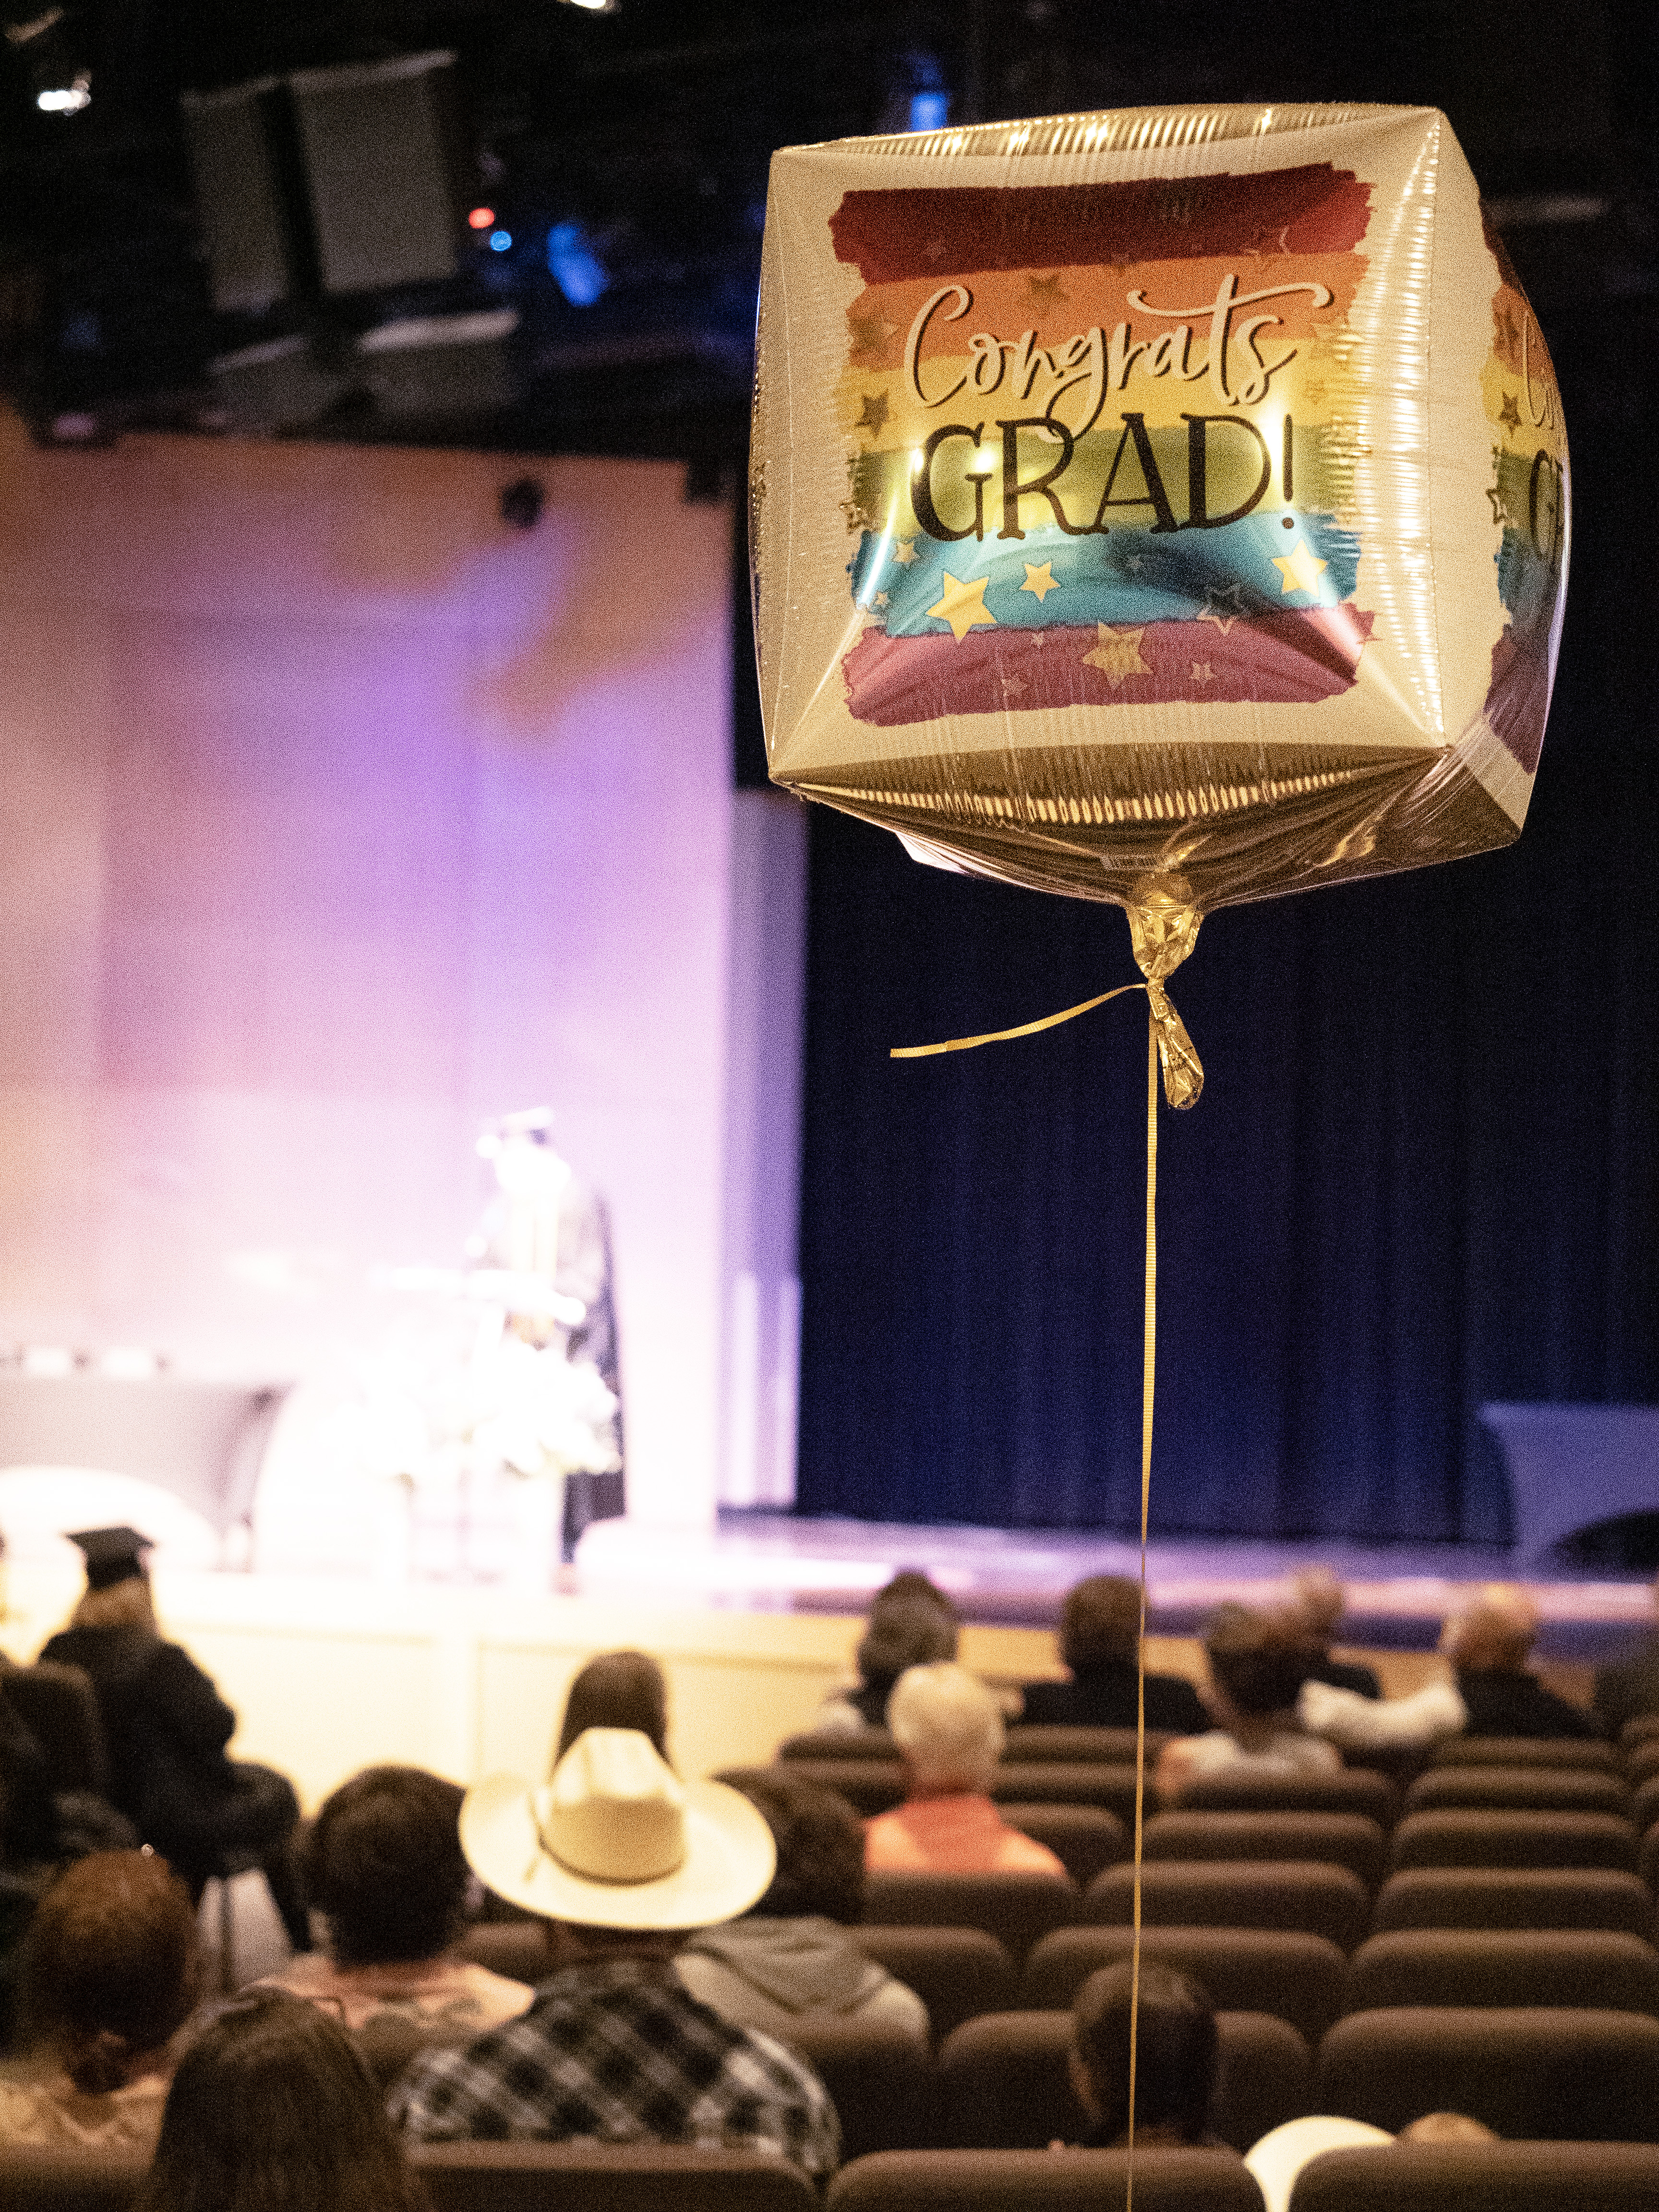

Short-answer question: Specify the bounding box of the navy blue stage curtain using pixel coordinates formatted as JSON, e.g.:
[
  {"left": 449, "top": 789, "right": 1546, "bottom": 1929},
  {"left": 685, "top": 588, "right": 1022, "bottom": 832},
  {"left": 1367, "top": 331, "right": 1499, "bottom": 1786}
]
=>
[{"left": 793, "top": 342, "right": 1658, "bottom": 1543}]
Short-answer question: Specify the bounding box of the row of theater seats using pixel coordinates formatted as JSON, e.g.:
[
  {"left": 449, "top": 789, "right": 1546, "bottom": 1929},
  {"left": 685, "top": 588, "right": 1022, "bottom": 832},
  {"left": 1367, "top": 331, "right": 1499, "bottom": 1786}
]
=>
[
  {"left": 457, "top": 1920, "right": 1659, "bottom": 2151},
  {"left": 7, "top": 2138, "right": 1659, "bottom": 2212}
]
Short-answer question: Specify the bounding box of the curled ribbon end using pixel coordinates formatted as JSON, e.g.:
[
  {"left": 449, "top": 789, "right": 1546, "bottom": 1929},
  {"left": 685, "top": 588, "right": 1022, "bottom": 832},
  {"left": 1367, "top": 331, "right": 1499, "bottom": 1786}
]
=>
[{"left": 1127, "top": 885, "right": 1204, "bottom": 1108}]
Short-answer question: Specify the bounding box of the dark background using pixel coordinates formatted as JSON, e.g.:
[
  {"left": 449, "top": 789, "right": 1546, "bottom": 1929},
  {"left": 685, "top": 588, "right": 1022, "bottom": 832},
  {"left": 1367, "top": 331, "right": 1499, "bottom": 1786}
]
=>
[{"left": 4, "top": 0, "right": 1656, "bottom": 1542}]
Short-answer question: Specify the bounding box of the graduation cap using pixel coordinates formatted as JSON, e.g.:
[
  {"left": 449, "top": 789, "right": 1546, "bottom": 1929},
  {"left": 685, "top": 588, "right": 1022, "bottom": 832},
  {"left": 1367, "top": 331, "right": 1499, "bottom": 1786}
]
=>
[{"left": 67, "top": 1526, "right": 152, "bottom": 1591}]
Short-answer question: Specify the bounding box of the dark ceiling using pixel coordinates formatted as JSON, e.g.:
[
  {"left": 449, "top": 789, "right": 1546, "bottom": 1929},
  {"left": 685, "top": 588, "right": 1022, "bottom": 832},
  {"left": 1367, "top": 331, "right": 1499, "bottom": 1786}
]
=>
[{"left": 1, "top": 0, "right": 1653, "bottom": 463}]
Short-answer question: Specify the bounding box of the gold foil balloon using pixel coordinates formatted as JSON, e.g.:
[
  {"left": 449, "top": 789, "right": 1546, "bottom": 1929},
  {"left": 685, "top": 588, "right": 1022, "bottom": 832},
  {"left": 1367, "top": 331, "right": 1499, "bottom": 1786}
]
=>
[{"left": 752, "top": 103, "right": 1569, "bottom": 1069}]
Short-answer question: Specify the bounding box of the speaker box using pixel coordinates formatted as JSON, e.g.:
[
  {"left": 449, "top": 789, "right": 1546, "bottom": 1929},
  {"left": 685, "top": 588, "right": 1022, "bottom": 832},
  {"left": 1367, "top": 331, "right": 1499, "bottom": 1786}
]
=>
[
  {"left": 181, "top": 78, "right": 301, "bottom": 314},
  {"left": 288, "top": 51, "right": 470, "bottom": 296},
  {"left": 357, "top": 310, "right": 519, "bottom": 418}
]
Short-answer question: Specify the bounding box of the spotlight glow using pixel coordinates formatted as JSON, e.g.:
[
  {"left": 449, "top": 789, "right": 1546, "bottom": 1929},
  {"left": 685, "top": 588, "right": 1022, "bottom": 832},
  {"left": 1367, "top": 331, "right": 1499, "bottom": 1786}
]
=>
[
  {"left": 489, "top": 229, "right": 512, "bottom": 252},
  {"left": 36, "top": 69, "right": 89, "bottom": 112},
  {"left": 468, "top": 206, "right": 496, "bottom": 230}
]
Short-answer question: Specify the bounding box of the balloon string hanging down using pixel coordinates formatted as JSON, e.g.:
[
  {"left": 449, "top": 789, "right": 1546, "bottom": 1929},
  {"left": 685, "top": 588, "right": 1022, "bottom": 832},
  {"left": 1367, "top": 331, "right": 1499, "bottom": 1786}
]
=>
[{"left": 891, "top": 902, "right": 1202, "bottom": 2200}]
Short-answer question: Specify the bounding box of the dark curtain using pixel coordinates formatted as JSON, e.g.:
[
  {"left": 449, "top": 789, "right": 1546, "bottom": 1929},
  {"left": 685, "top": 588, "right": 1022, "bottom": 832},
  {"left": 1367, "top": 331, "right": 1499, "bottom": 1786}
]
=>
[{"left": 793, "top": 325, "right": 1659, "bottom": 1543}]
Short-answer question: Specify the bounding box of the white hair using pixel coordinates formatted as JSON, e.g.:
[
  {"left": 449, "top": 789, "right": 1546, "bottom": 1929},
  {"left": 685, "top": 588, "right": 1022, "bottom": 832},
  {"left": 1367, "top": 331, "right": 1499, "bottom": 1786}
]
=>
[{"left": 887, "top": 1663, "right": 1004, "bottom": 1794}]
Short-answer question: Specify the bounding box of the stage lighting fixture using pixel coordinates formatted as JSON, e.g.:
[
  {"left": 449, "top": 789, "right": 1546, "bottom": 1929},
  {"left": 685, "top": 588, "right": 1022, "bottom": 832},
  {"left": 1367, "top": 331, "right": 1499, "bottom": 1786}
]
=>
[
  {"left": 906, "top": 90, "right": 948, "bottom": 132},
  {"left": 35, "top": 67, "right": 89, "bottom": 111},
  {"left": 546, "top": 221, "right": 608, "bottom": 305}
]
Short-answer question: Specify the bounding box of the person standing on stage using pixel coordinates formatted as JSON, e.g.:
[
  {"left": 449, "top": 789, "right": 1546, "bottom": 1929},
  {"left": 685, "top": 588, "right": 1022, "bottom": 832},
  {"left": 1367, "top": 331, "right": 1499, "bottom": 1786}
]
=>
[{"left": 38, "top": 1528, "right": 312, "bottom": 1955}]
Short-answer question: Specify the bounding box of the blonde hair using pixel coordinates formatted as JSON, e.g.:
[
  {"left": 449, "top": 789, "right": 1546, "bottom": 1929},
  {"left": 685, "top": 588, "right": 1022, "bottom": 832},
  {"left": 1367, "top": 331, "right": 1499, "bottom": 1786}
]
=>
[
  {"left": 888, "top": 1662, "right": 1004, "bottom": 1795},
  {"left": 69, "top": 1577, "right": 158, "bottom": 1634},
  {"left": 1442, "top": 1584, "right": 1539, "bottom": 1671}
]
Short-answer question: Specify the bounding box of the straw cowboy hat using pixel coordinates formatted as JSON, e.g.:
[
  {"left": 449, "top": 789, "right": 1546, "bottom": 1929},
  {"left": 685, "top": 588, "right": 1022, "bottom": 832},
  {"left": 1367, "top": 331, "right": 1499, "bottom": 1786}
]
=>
[{"left": 460, "top": 1728, "right": 776, "bottom": 1930}]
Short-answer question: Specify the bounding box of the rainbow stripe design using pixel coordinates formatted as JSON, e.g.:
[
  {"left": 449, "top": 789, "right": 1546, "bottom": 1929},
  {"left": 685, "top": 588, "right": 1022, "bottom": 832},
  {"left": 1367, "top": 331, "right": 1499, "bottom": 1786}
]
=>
[{"left": 830, "top": 169, "right": 1376, "bottom": 725}]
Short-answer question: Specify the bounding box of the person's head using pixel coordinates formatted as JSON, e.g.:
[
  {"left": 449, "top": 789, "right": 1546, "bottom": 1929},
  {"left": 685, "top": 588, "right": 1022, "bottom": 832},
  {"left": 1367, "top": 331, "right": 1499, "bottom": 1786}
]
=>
[
  {"left": 1442, "top": 1585, "right": 1540, "bottom": 1672},
  {"left": 305, "top": 1766, "right": 469, "bottom": 1968},
  {"left": 1289, "top": 1567, "right": 1346, "bottom": 1648},
  {"left": 65, "top": 1525, "right": 158, "bottom": 1633},
  {"left": 1070, "top": 1961, "right": 1219, "bottom": 2145},
  {"left": 855, "top": 1594, "right": 959, "bottom": 1707},
  {"left": 22, "top": 1850, "right": 199, "bottom": 2093},
  {"left": 1203, "top": 1603, "right": 1311, "bottom": 1721},
  {"left": 460, "top": 1728, "right": 776, "bottom": 1952},
  {"left": 888, "top": 1662, "right": 1004, "bottom": 1796},
  {"left": 726, "top": 1771, "right": 865, "bottom": 1924},
  {"left": 133, "top": 1990, "right": 427, "bottom": 2212},
  {"left": 1059, "top": 1576, "right": 1142, "bottom": 1672},
  {"left": 555, "top": 1651, "right": 669, "bottom": 1764},
  {"left": 1397, "top": 2111, "right": 1499, "bottom": 2143}
]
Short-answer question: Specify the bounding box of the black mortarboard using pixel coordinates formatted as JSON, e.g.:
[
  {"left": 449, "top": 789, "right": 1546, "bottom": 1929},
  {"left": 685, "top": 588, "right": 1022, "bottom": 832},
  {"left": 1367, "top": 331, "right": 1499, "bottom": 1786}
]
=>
[{"left": 67, "top": 1526, "right": 153, "bottom": 1591}]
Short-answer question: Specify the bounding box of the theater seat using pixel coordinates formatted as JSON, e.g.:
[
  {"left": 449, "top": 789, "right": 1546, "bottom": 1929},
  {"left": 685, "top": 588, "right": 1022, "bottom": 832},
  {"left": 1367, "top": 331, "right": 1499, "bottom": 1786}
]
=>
[
  {"left": 1623, "top": 1741, "right": 1659, "bottom": 1786},
  {"left": 1629, "top": 1774, "right": 1659, "bottom": 1833},
  {"left": 1002, "top": 1725, "right": 1174, "bottom": 1766},
  {"left": 1639, "top": 1822, "right": 1659, "bottom": 1892},
  {"left": 863, "top": 1871, "right": 1079, "bottom": 1963},
  {"left": 1315, "top": 2007, "right": 1659, "bottom": 2140},
  {"left": 1371, "top": 1866, "right": 1654, "bottom": 1935},
  {"left": 852, "top": 1927, "right": 1018, "bottom": 2043},
  {"left": 412, "top": 2142, "right": 818, "bottom": 2212},
  {"left": 1085, "top": 1861, "right": 1371, "bottom": 1953},
  {"left": 1405, "top": 1767, "right": 1631, "bottom": 1816},
  {"left": 999, "top": 1805, "right": 1126, "bottom": 1887},
  {"left": 991, "top": 1765, "right": 1141, "bottom": 1820},
  {"left": 826, "top": 2146, "right": 1265, "bottom": 2212},
  {"left": 1020, "top": 1926, "right": 1347, "bottom": 2043},
  {"left": 938, "top": 2008, "right": 1313, "bottom": 2154},
  {"left": 1389, "top": 1809, "right": 1637, "bottom": 1872},
  {"left": 1141, "top": 1811, "right": 1388, "bottom": 1890},
  {"left": 723, "top": 1761, "right": 905, "bottom": 1817},
  {"left": 1621, "top": 1717, "right": 1659, "bottom": 1751},
  {"left": 1176, "top": 1769, "right": 1399, "bottom": 1829},
  {"left": 1344, "top": 1928, "right": 1659, "bottom": 2015},
  {"left": 0, "top": 2152, "right": 142, "bottom": 2212},
  {"left": 1428, "top": 1737, "right": 1621, "bottom": 1771},
  {"left": 1286, "top": 2140, "right": 1659, "bottom": 2212},
  {"left": 779, "top": 1731, "right": 899, "bottom": 1762},
  {"left": 775, "top": 2017, "right": 937, "bottom": 2159}
]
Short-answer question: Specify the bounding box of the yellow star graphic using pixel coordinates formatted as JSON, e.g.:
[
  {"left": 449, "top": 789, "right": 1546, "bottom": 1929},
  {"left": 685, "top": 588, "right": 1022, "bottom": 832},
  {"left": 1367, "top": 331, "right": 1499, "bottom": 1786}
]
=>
[
  {"left": 1027, "top": 272, "right": 1069, "bottom": 307},
  {"left": 856, "top": 391, "right": 890, "bottom": 435},
  {"left": 1191, "top": 662, "right": 1214, "bottom": 684},
  {"left": 892, "top": 537, "right": 920, "bottom": 566},
  {"left": 1082, "top": 623, "right": 1151, "bottom": 688},
  {"left": 926, "top": 572, "right": 998, "bottom": 642},
  {"left": 1497, "top": 391, "right": 1520, "bottom": 431},
  {"left": 1272, "top": 539, "right": 1329, "bottom": 598},
  {"left": 1020, "top": 561, "right": 1059, "bottom": 602}
]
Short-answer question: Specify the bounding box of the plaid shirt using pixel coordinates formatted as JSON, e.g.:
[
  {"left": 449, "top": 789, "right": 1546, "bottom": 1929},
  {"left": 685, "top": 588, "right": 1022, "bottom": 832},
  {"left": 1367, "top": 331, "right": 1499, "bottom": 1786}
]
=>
[{"left": 387, "top": 1957, "right": 841, "bottom": 2181}]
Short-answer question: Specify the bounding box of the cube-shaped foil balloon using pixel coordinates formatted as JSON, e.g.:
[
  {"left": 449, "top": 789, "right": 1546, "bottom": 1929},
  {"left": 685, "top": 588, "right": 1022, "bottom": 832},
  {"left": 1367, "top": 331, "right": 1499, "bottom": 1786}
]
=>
[{"left": 752, "top": 104, "right": 1568, "bottom": 916}]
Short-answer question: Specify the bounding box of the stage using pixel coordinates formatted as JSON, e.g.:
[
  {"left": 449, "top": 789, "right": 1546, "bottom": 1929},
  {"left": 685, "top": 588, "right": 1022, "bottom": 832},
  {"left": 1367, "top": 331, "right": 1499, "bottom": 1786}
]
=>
[{"left": 582, "top": 1509, "right": 1657, "bottom": 1664}]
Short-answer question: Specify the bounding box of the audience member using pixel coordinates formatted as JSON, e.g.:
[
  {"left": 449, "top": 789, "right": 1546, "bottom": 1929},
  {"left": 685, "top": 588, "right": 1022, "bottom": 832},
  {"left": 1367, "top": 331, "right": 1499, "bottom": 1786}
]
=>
[
  {"left": 864, "top": 1663, "right": 1066, "bottom": 1874},
  {"left": 1068, "top": 1961, "right": 1221, "bottom": 2149},
  {"left": 677, "top": 1770, "right": 928, "bottom": 2043},
  {"left": 554, "top": 1650, "right": 669, "bottom": 1765},
  {"left": 1245, "top": 2116, "right": 1395, "bottom": 2212},
  {"left": 815, "top": 1573, "right": 961, "bottom": 1733},
  {"left": 0, "top": 1850, "right": 198, "bottom": 2153},
  {"left": 1019, "top": 1575, "right": 1208, "bottom": 1733},
  {"left": 38, "top": 1527, "right": 311, "bottom": 1953},
  {"left": 390, "top": 1728, "right": 840, "bottom": 2181},
  {"left": 258, "top": 1766, "right": 531, "bottom": 2039},
  {"left": 1592, "top": 1577, "right": 1659, "bottom": 1740},
  {"left": 1287, "top": 1568, "right": 1382, "bottom": 1698},
  {"left": 1397, "top": 2112, "right": 1499, "bottom": 2141},
  {"left": 1442, "top": 1586, "right": 1598, "bottom": 1738},
  {"left": 132, "top": 1988, "right": 428, "bottom": 2212},
  {"left": 1156, "top": 1605, "right": 1341, "bottom": 1803}
]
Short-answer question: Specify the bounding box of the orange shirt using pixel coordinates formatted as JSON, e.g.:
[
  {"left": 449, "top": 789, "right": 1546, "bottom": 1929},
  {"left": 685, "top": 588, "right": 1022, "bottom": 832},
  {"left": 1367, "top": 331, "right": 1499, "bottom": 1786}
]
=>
[{"left": 864, "top": 1792, "right": 1067, "bottom": 1875}]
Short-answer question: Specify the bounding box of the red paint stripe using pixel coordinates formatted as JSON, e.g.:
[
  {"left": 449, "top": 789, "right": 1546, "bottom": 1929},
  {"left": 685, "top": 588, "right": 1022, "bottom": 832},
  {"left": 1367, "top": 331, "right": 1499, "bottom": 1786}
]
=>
[
  {"left": 841, "top": 608, "right": 1375, "bottom": 726},
  {"left": 829, "top": 168, "right": 1373, "bottom": 285}
]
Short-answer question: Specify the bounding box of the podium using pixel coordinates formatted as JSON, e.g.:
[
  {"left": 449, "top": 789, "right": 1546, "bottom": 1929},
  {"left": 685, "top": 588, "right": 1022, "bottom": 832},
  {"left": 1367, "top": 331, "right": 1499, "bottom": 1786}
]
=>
[{"left": 1480, "top": 1403, "right": 1659, "bottom": 1564}]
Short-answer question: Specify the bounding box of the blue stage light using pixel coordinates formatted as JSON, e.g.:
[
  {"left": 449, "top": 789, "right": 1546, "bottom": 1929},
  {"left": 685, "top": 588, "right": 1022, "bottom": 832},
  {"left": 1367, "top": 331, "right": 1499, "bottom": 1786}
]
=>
[
  {"left": 489, "top": 229, "right": 513, "bottom": 252},
  {"left": 907, "top": 90, "right": 949, "bottom": 132},
  {"left": 546, "top": 221, "right": 609, "bottom": 306}
]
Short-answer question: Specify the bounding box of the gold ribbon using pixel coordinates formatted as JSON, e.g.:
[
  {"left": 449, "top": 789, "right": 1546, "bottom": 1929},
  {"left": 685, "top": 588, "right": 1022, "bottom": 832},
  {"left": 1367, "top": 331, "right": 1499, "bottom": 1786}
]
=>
[{"left": 890, "top": 890, "right": 1201, "bottom": 2201}]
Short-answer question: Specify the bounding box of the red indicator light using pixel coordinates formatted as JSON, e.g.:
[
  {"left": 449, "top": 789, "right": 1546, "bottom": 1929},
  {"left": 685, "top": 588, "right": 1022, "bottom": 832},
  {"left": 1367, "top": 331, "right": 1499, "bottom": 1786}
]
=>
[{"left": 468, "top": 206, "right": 496, "bottom": 230}]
